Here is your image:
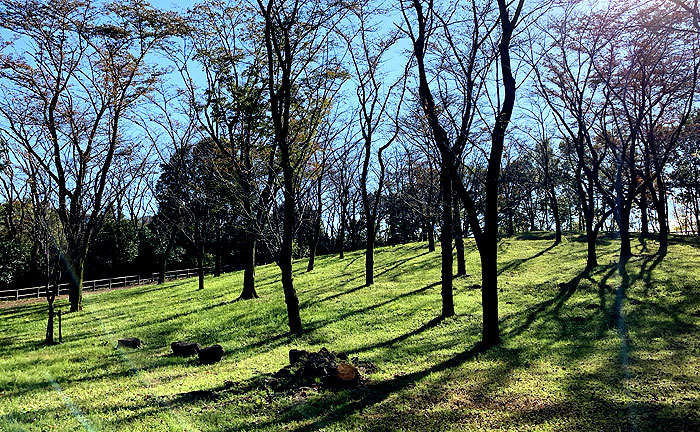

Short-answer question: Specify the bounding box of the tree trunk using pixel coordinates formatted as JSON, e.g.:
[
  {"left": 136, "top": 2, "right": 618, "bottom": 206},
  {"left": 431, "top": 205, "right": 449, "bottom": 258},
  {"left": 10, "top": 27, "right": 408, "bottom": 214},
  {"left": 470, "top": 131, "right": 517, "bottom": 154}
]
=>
[
  {"left": 453, "top": 194, "right": 466, "bottom": 276},
  {"left": 214, "top": 223, "right": 222, "bottom": 277},
  {"left": 440, "top": 164, "right": 454, "bottom": 317},
  {"left": 280, "top": 259, "right": 302, "bottom": 333},
  {"left": 67, "top": 252, "right": 85, "bottom": 312},
  {"left": 307, "top": 175, "right": 323, "bottom": 272},
  {"left": 350, "top": 200, "right": 359, "bottom": 249},
  {"left": 239, "top": 235, "right": 259, "bottom": 299},
  {"left": 280, "top": 148, "right": 302, "bottom": 334},
  {"left": 477, "top": 0, "right": 518, "bottom": 347},
  {"left": 428, "top": 216, "right": 435, "bottom": 252},
  {"left": 365, "top": 218, "right": 375, "bottom": 286},
  {"left": 338, "top": 214, "right": 345, "bottom": 259},
  {"left": 479, "top": 171, "right": 502, "bottom": 347},
  {"left": 576, "top": 167, "right": 599, "bottom": 269},
  {"left": 307, "top": 240, "right": 317, "bottom": 272},
  {"left": 307, "top": 210, "right": 321, "bottom": 272},
  {"left": 619, "top": 211, "right": 632, "bottom": 261},
  {"left": 197, "top": 240, "right": 205, "bottom": 291},
  {"left": 640, "top": 186, "right": 649, "bottom": 237},
  {"left": 656, "top": 178, "right": 669, "bottom": 255},
  {"left": 479, "top": 239, "right": 499, "bottom": 344},
  {"left": 159, "top": 226, "right": 178, "bottom": 284},
  {"left": 549, "top": 187, "right": 562, "bottom": 244},
  {"left": 585, "top": 218, "right": 599, "bottom": 269},
  {"left": 694, "top": 190, "right": 700, "bottom": 235},
  {"left": 45, "top": 291, "right": 55, "bottom": 344},
  {"left": 507, "top": 210, "right": 514, "bottom": 236}
]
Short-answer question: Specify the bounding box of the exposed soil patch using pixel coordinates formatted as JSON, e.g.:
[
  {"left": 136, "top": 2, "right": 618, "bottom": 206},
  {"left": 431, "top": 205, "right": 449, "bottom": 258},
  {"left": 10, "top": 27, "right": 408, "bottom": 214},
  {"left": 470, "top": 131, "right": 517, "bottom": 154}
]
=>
[
  {"left": 167, "top": 348, "right": 378, "bottom": 407},
  {"left": 269, "top": 348, "right": 376, "bottom": 392}
]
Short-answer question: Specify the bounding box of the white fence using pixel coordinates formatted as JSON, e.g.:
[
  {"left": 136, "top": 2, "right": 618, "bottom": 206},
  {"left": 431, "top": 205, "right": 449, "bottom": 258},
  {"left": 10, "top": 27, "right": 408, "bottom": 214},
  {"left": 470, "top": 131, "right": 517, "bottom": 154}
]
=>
[{"left": 0, "top": 267, "right": 218, "bottom": 302}]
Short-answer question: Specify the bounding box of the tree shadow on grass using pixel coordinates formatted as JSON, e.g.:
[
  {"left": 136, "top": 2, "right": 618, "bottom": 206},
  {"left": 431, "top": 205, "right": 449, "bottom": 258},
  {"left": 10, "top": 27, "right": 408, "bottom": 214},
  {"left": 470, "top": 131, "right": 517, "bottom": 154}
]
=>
[
  {"left": 569, "top": 233, "right": 613, "bottom": 246},
  {"left": 223, "top": 281, "right": 442, "bottom": 360},
  {"left": 0, "top": 302, "right": 54, "bottom": 320},
  {"left": 301, "top": 284, "right": 368, "bottom": 308},
  {"left": 373, "top": 251, "right": 432, "bottom": 280},
  {"left": 497, "top": 242, "right": 557, "bottom": 276},
  {"left": 349, "top": 315, "right": 446, "bottom": 356},
  {"left": 59, "top": 296, "right": 240, "bottom": 345},
  {"left": 287, "top": 344, "right": 500, "bottom": 432},
  {"left": 342, "top": 255, "right": 362, "bottom": 272},
  {"left": 514, "top": 231, "right": 557, "bottom": 241},
  {"left": 221, "top": 341, "right": 509, "bottom": 432},
  {"left": 668, "top": 234, "right": 700, "bottom": 249},
  {"left": 500, "top": 263, "right": 616, "bottom": 341}
]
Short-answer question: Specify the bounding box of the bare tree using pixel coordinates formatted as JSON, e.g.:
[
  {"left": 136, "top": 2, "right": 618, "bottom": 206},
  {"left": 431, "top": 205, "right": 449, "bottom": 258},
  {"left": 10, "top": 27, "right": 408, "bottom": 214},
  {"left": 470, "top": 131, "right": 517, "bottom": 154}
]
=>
[
  {"left": 182, "top": 1, "right": 283, "bottom": 299},
  {"left": 328, "top": 137, "right": 362, "bottom": 259},
  {"left": 402, "top": 0, "right": 527, "bottom": 345},
  {"left": 255, "top": 0, "right": 348, "bottom": 333},
  {"left": 0, "top": 0, "right": 180, "bottom": 311},
  {"left": 402, "top": 0, "right": 499, "bottom": 320},
  {"left": 341, "top": 2, "right": 405, "bottom": 286},
  {"left": 629, "top": 3, "right": 700, "bottom": 254},
  {"left": 517, "top": 103, "right": 563, "bottom": 244},
  {"left": 530, "top": 4, "right": 612, "bottom": 268},
  {"left": 585, "top": 1, "right": 699, "bottom": 259}
]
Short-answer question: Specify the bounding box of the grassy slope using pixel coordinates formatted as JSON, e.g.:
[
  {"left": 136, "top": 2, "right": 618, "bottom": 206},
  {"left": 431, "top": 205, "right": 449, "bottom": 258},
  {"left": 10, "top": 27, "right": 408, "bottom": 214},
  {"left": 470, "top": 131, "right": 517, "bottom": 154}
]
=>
[{"left": 1, "top": 235, "right": 699, "bottom": 431}]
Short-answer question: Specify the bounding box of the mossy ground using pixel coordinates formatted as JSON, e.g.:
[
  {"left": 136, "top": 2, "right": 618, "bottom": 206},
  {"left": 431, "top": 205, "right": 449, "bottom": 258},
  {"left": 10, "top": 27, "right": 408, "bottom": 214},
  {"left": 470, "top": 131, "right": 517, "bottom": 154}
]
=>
[{"left": 1, "top": 235, "right": 699, "bottom": 431}]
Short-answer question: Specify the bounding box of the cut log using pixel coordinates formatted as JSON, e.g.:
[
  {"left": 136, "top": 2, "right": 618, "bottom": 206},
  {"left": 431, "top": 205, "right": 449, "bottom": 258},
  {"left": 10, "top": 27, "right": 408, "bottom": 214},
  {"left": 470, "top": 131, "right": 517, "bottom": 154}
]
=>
[
  {"left": 198, "top": 344, "right": 224, "bottom": 364},
  {"left": 171, "top": 341, "right": 202, "bottom": 357},
  {"left": 118, "top": 337, "right": 141, "bottom": 348}
]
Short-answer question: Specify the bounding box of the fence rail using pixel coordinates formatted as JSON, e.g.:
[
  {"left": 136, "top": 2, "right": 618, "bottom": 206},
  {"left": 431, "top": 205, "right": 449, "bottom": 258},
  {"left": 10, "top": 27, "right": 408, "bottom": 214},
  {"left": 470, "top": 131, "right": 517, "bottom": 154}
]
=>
[{"left": 0, "top": 266, "right": 222, "bottom": 302}]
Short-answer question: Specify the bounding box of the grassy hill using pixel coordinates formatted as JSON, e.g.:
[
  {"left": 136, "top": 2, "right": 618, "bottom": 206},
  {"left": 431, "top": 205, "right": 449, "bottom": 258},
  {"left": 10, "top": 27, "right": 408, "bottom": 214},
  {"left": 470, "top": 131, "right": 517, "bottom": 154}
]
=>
[{"left": 1, "top": 235, "right": 699, "bottom": 431}]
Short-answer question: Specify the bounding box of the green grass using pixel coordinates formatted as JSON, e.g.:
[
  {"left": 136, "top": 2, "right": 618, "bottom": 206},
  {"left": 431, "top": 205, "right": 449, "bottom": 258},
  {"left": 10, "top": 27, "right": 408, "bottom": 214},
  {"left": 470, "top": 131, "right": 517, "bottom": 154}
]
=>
[{"left": 1, "top": 235, "right": 699, "bottom": 431}]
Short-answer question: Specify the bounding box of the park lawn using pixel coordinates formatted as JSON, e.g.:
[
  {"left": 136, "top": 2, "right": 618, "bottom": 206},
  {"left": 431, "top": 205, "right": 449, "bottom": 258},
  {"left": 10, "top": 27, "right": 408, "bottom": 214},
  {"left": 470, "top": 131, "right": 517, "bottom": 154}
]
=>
[{"left": 1, "top": 235, "right": 699, "bottom": 431}]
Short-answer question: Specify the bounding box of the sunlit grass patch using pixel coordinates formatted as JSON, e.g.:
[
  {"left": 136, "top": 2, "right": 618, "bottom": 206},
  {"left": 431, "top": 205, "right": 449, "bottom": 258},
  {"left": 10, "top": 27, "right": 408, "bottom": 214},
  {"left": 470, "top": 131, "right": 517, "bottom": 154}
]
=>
[{"left": 1, "top": 235, "right": 699, "bottom": 431}]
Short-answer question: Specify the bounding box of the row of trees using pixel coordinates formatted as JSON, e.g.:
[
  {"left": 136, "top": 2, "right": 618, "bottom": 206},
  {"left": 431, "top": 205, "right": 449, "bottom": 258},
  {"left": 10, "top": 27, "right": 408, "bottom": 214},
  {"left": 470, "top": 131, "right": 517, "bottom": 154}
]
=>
[{"left": 2, "top": 0, "right": 700, "bottom": 347}]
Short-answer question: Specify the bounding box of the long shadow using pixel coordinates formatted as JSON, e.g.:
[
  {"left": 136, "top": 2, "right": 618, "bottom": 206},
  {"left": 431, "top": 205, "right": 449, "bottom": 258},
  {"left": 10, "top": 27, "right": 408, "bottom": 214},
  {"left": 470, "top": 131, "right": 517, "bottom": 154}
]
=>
[
  {"left": 639, "top": 252, "right": 664, "bottom": 297},
  {"left": 626, "top": 250, "right": 696, "bottom": 339},
  {"left": 500, "top": 263, "right": 616, "bottom": 340},
  {"left": 342, "top": 255, "right": 362, "bottom": 272},
  {"left": 373, "top": 251, "right": 431, "bottom": 279},
  {"left": 302, "top": 281, "right": 439, "bottom": 333},
  {"left": 349, "top": 315, "right": 446, "bottom": 356},
  {"left": 569, "top": 233, "right": 613, "bottom": 246},
  {"left": 302, "top": 284, "right": 367, "bottom": 308},
  {"left": 57, "top": 296, "right": 241, "bottom": 346},
  {"left": 138, "top": 337, "right": 522, "bottom": 432},
  {"left": 0, "top": 302, "right": 55, "bottom": 320},
  {"left": 224, "top": 281, "right": 441, "bottom": 359},
  {"left": 669, "top": 234, "right": 700, "bottom": 248},
  {"left": 281, "top": 343, "right": 524, "bottom": 432},
  {"left": 515, "top": 231, "right": 556, "bottom": 241},
  {"left": 497, "top": 243, "right": 557, "bottom": 276},
  {"left": 505, "top": 397, "right": 700, "bottom": 431}
]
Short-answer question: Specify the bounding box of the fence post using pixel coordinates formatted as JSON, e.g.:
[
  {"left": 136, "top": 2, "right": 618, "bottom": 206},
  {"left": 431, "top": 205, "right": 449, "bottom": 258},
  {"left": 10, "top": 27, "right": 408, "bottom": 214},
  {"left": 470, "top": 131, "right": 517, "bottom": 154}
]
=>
[
  {"left": 37, "top": 286, "right": 40, "bottom": 298},
  {"left": 93, "top": 280, "right": 96, "bottom": 291},
  {"left": 137, "top": 275, "right": 140, "bottom": 285},
  {"left": 109, "top": 279, "right": 112, "bottom": 289},
  {"left": 16, "top": 290, "right": 18, "bottom": 301},
  {"left": 124, "top": 276, "right": 127, "bottom": 287}
]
